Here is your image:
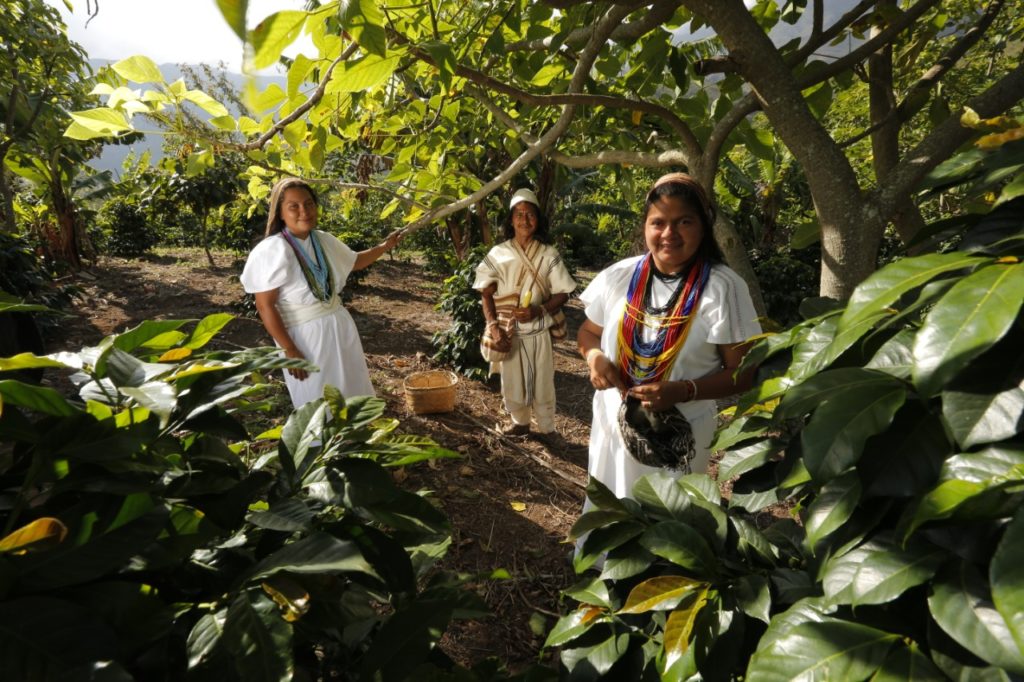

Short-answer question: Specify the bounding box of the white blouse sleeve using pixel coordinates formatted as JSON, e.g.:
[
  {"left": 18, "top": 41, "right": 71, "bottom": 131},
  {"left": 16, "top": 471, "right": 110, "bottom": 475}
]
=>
[
  {"left": 545, "top": 247, "right": 577, "bottom": 295},
  {"left": 319, "top": 232, "right": 357, "bottom": 289},
  {"left": 580, "top": 266, "right": 613, "bottom": 327},
  {"left": 702, "top": 266, "right": 762, "bottom": 345},
  {"left": 472, "top": 247, "right": 500, "bottom": 291},
  {"left": 240, "top": 236, "right": 290, "bottom": 294}
]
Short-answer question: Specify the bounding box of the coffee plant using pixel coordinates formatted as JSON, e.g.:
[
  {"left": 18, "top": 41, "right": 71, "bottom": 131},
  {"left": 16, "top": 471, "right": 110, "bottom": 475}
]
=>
[
  {"left": 0, "top": 315, "right": 503, "bottom": 681},
  {"left": 432, "top": 244, "right": 491, "bottom": 381},
  {"left": 548, "top": 199, "right": 1024, "bottom": 680}
]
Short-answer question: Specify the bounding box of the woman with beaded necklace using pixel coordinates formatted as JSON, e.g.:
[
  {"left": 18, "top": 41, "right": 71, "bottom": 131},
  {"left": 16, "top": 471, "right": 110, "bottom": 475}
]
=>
[
  {"left": 241, "top": 177, "right": 402, "bottom": 408},
  {"left": 576, "top": 173, "right": 761, "bottom": 500}
]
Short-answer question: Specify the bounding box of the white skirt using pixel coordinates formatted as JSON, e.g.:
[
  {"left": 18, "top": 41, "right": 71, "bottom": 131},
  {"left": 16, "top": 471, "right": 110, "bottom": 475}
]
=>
[{"left": 281, "top": 305, "right": 374, "bottom": 408}]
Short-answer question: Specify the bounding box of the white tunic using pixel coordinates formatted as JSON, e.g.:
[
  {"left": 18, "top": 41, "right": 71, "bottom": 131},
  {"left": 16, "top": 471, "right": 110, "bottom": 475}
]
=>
[
  {"left": 579, "top": 256, "right": 761, "bottom": 498},
  {"left": 240, "top": 230, "right": 374, "bottom": 407}
]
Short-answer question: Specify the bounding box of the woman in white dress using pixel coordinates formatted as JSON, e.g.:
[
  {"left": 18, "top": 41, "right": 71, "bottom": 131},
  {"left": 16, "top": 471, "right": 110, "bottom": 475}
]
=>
[
  {"left": 576, "top": 173, "right": 761, "bottom": 500},
  {"left": 474, "top": 188, "right": 576, "bottom": 437},
  {"left": 240, "top": 177, "right": 402, "bottom": 408}
]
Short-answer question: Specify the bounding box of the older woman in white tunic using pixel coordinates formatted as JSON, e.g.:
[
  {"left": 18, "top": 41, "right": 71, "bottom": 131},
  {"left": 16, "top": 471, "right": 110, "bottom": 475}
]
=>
[
  {"left": 577, "top": 173, "right": 761, "bottom": 500},
  {"left": 474, "top": 188, "right": 576, "bottom": 436},
  {"left": 240, "top": 177, "right": 401, "bottom": 408}
]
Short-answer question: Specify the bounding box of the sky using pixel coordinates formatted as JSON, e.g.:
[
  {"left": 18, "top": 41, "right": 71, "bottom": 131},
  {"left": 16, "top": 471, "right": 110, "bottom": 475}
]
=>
[{"left": 47, "top": 0, "right": 310, "bottom": 72}]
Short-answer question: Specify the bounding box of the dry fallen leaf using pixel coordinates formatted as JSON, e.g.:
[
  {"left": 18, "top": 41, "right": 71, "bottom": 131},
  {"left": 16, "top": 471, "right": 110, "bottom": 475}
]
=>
[{"left": 510, "top": 501, "right": 527, "bottom": 512}]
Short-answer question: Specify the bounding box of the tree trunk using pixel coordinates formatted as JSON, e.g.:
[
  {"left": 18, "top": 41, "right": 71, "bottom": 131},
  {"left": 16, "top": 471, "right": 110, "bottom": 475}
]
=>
[
  {"left": 445, "top": 215, "right": 467, "bottom": 261},
  {"left": 50, "top": 178, "right": 81, "bottom": 271},
  {"left": 0, "top": 162, "right": 16, "bottom": 234},
  {"left": 476, "top": 199, "right": 493, "bottom": 245},
  {"left": 685, "top": 0, "right": 882, "bottom": 301},
  {"left": 200, "top": 208, "right": 215, "bottom": 268}
]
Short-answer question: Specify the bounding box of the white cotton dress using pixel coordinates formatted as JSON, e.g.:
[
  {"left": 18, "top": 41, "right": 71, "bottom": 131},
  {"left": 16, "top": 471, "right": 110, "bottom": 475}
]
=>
[
  {"left": 240, "top": 230, "right": 375, "bottom": 408},
  {"left": 579, "top": 256, "right": 761, "bottom": 499}
]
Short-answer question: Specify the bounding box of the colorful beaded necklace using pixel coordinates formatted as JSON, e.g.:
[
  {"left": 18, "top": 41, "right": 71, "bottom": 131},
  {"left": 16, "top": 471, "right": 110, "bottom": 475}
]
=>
[
  {"left": 617, "top": 254, "right": 710, "bottom": 387},
  {"left": 281, "top": 229, "right": 333, "bottom": 302}
]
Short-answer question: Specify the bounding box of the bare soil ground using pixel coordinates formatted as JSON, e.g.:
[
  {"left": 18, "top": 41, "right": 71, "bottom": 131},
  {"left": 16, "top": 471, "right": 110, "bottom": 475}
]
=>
[{"left": 44, "top": 247, "right": 596, "bottom": 672}]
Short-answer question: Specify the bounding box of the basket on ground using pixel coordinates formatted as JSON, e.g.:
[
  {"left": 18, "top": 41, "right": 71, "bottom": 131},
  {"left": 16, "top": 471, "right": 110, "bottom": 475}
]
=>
[{"left": 404, "top": 370, "right": 458, "bottom": 414}]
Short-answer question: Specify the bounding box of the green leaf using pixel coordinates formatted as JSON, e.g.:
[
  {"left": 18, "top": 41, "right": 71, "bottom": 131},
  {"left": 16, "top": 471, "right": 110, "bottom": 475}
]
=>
[
  {"left": 734, "top": 574, "right": 772, "bottom": 624},
  {"left": 68, "top": 108, "right": 133, "bottom": 137},
  {"left": 755, "top": 597, "right": 833, "bottom": 651},
  {"left": 359, "top": 599, "right": 456, "bottom": 680},
  {"left": 805, "top": 470, "right": 861, "bottom": 548},
  {"left": 913, "top": 262, "right": 1024, "bottom": 396},
  {"left": 568, "top": 509, "right": 633, "bottom": 538},
  {"left": 543, "top": 605, "right": 607, "bottom": 648},
  {"left": 943, "top": 380, "right": 1024, "bottom": 450},
  {"left": 822, "top": 535, "right": 944, "bottom": 607},
  {"left": 639, "top": 521, "right": 717, "bottom": 578},
  {"left": 929, "top": 561, "right": 1024, "bottom": 674},
  {"left": 0, "top": 380, "right": 81, "bottom": 417},
  {"left": 112, "top": 319, "right": 192, "bottom": 353},
  {"left": 0, "top": 353, "right": 68, "bottom": 372},
  {"left": 187, "top": 313, "right": 234, "bottom": 349},
  {"left": 216, "top": 0, "right": 248, "bottom": 41},
  {"left": 575, "top": 520, "right": 645, "bottom": 573},
  {"left": 584, "top": 476, "right": 629, "bottom": 513},
  {"left": 746, "top": 618, "right": 898, "bottom": 681},
  {"left": 600, "top": 539, "right": 655, "bottom": 580},
  {"left": 717, "top": 438, "right": 786, "bottom": 481},
  {"left": 838, "top": 252, "right": 986, "bottom": 337},
  {"left": 184, "top": 89, "right": 230, "bottom": 118},
  {"left": 247, "top": 533, "right": 376, "bottom": 581},
  {"left": 121, "top": 381, "right": 177, "bottom": 426},
  {"left": 246, "top": 499, "right": 314, "bottom": 532},
  {"left": 249, "top": 10, "right": 307, "bottom": 70},
  {"left": 990, "top": 506, "right": 1024, "bottom": 653},
  {"left": 327, "top": 53, "right": 401, "bottom": 93},
  {"left": 339, "top": 0, "right": 387, "bottom": 57},
  {"left": 866, "top": 329, "right": 915, "bottom": 378},
  {"left": 632, "top": 472, "right": 691, "bottom": 518},
  {"left": 112, "top": 55, "right": 164, "bottom": 83},
  {"left": 904, "top": 445, "right": 1024, "bottom": 536},
  {"left": 187, "top": 610, "right": 226, "bottom": 669},
  {"left": 563, "top": 576, "right": 612, "bottom": 608},
  {"left": 801, "top": 382, "right": 906, "bottom": 482},
  {"left": 777, "top": 368, "right": 904, "bottom": 420},
  {"left": 560, "top": 632, "right": 629, "bottom": 676},
  {"left": 618, "top": 575, "right": 706, "bottom": 614},
  {"left": 222, "top": 591, "right": 293, "bottom": 682}
]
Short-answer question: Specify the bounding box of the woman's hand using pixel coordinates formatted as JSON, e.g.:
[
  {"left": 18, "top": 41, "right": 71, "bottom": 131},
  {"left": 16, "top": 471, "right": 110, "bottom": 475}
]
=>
[
  {"left": 383, "top": 228, "right": 404, "bottom": 251},
  {"left": 629, "top": 381, "right": 688, "bottom": 412},
  {"left": 512, "top": 304, "right": 541, "bottom": 322},
  {"left": 587, "top": 349, "right": 626, "bottom": 397},
  {"left": 282, "top": 346, "right": 309, "bottom": 381}
]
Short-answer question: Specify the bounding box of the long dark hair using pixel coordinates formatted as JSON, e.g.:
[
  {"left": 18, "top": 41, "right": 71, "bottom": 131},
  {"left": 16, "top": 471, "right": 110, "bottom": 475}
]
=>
[
  {"left": 502, "top": 199, "right": 551, "bottom": 244},
  {"left": 265, "top": 177, "right": 319, "bottom": 237},
  {"left": 643, "top": 174, "right": 723, "bottom": 263}
]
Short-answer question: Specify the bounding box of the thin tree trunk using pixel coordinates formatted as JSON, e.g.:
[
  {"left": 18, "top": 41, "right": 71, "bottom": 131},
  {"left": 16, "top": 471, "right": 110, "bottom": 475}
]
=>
[
  {"left": 200, "top": 209, "right": 215, "bottom": 268},
  {"left": 476, "top": 199, "right": 493, "bottom": 245},
  {"left": 0, "top": 168, "right": 16, "bottom": 234}
]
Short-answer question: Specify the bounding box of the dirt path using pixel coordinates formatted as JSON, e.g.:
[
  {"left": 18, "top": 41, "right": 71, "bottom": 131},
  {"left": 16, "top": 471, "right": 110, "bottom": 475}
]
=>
[{"left": 45, "top": 247, "right": 593, "bottom": 670}]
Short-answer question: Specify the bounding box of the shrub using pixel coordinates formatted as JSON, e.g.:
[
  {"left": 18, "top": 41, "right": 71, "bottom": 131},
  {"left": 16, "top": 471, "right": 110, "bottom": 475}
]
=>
[
  {"left": 0, "top": 315, "right": 496, "bottom": 680},
  {"left": 549, "top": 200, "right": 1024, "bottom": 679},
  {"left": 97, "top": 195, "right": 157, "bottom": 257},
  {"left": 432, "top": 245, "right": 490, "bottom": 381}
]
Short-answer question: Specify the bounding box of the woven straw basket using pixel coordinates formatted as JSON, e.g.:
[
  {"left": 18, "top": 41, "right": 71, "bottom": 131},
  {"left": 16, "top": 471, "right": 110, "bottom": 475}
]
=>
[{"left": 404, "top": 370, "right": 458, "bottom": 414}]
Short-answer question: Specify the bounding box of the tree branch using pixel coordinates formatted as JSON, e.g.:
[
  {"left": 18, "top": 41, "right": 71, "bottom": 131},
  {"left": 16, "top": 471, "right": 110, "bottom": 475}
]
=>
[
  {"left": 875, "top": 58, "right": 1024, "bottom": 217},
  {"left": 507, "top": 1, "right": 678, "bottom": 52}
]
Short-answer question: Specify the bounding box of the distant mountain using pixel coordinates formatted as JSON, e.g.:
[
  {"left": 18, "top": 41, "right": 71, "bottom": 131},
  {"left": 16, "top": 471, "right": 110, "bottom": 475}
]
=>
[{"left": 87, "top": 60, "right": 286, "bottom": 175}]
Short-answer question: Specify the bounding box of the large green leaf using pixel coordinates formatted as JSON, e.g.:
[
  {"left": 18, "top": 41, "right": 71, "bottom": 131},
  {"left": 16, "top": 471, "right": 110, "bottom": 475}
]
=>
[
  {"left": 777, "top": 368, "right": 904, "bottom": 420},
  {"left": 913, "top": 262, "right": 1024, "bottom": 396},
  {"left": 216, "top": 0, "right": 248, "bottom": 40},
  {"left": 568, "top": 509, "right": 633, "bottom": 538},
  {"left": 734, "top": 574, "right": 772, "bottom": 624},
  {"left": 632, "top": 473, "right": 691, "bottom": 518},
  {"left": 576, "top": 520, "right": 646, "bottom": 573},
  {"left": 746, "top": 618, "right": 897, "bottom": 681},
  {"left": 801, "top": 382, "right": 906, "bottom": 482},
  {"left": 0, "top": 379, "right": 81, "bottom": 416},
  {"left": 112, "top": 319, "right": 192, "bottom": 353},
  {"left": 943, "top": 380, "right": 1024, "bottom": 450},
  {"left": 865, "top": 329, "right": 914, "bottom": 379},
  {"left": 543, "top": 605, "right": 608, "bottom": 648},
  {"left": 804, "top": 470, "right": 861, "bottom": 548},
  {"left": 639, "top": 521, "right": 717, "bottom": 578},
  {"left": 754, "top": 597, "right": 833, "bottom": 651},
  {"left": 359, "top": 599, "right": 456, "bottom": 680},
  {"left": 822, "top": 534, "right": 944, "bottom": 607},
  {"left": 222, "top": 591, "right": 293, "bottom": 682},
  {"left": 326, "top": 53, "right": 402, "bottom": 94},
  {"left": 929, "top": 561, "right": 1024, "bottom": 674},
  {"left": 249, "top": 10, "right": 307, "bottom": 70},
  {"left": 859, "top": 407, "right": 950, "bottom": 498},
  {"left": 990, "top": 506, "right": 1024, "bottom": 653},
  {"left": 112, "top": 55, "right": 165, "bottom": 83},
  {"left": 838, "top": 252, "right": 987, "bottom": 338},
  {"left": 187, "top": 610, "right": 227, "bottom": 669},
  {"left": 600, "top": 538, "right": 655, "bottom": 580},
  {"left": 561, "top": 632, "right": 630, "bottom": 676},
  {"left": 903, "top": 445, "right": 1024, "bottom": 536},
  {"left": 339, "top": 0, "right": 387, "bottom": 57},
  {"left": 717, "top": 438, "right": 786, "bottom": 481},
  {"left": 563, "top": 576, "right": 612, "bottom": 608},
  {"left": 246, "top": 498, "right": 314, "bottom": 532},
  {"left": 186, "top": 313, "right": 235, "bottom": 350},
  {"left": 0, "top": 353, "right": 69, "bottom": 372},
  {"left": 246, "top": 532, "right": 376, "bottom": 581}
]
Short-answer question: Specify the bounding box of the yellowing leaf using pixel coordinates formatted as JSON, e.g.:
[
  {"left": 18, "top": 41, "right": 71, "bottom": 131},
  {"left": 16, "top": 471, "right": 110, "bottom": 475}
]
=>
[
  {"left": 158, "top": 347, "right": 193, "bottom": 362},
  {"left": 0, "top": 517, "right": 68, "bottom": 554},
  {"left": 510, "top": 501, "right": 527, "bottom": 512},
  {"left": 618, "top": 576, "right": 706, "bottom": 614},
  {"left": 663, "top": 587, "right": 709, "bottom": 670},
  {"left": 262, "top": 577, "right": 311, "bottom": 622},
  {"left": 631, "top": 110, "right": 642, "bottom": 126},
  {"left": 112, "top": 55, "right": 165, "bottom": 84}
]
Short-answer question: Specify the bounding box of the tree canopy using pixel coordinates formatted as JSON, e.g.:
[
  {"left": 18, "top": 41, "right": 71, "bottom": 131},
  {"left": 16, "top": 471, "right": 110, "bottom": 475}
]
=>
[{"left": 69, "top": 0, "right": 1024, "bottom": 300}]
